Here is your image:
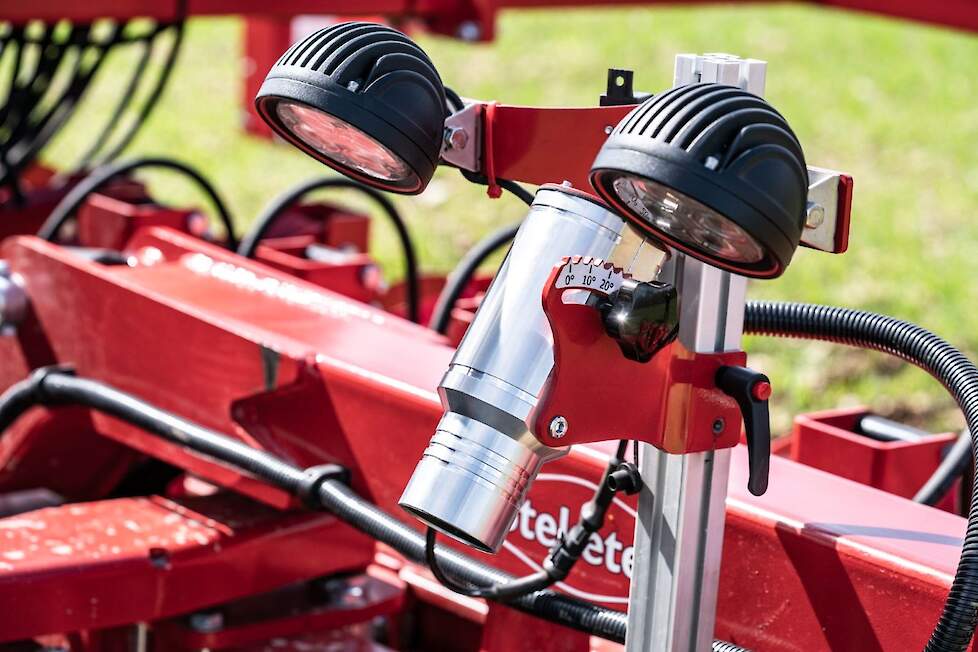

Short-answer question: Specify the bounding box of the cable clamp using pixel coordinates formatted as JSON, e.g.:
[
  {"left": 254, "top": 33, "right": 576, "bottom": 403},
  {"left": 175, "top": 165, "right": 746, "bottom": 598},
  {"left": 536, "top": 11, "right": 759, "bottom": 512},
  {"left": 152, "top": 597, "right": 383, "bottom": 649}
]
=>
[{"left": 296, "top": 463, "right": 350, "bottom": 508}]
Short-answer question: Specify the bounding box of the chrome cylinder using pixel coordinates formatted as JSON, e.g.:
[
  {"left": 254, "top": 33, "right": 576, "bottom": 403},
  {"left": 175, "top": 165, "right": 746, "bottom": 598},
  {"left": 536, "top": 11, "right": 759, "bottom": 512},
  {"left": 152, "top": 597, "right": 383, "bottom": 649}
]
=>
[{"left": 400, "top": 184, "right": 663, "bottom": 552}]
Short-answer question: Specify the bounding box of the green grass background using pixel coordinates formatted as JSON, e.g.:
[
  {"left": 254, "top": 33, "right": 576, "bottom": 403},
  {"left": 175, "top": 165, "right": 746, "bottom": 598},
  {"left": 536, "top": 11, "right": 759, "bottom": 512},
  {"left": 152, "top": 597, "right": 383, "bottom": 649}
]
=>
[{"left": 41, "top": 6, "right": 978, "bottom": 433}]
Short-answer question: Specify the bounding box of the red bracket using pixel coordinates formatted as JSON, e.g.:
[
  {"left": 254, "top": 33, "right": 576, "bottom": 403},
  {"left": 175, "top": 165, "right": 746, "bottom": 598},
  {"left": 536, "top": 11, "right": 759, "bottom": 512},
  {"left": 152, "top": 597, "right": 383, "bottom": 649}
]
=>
[{"left": 531, "top": 257, "right": 745, "bottom": 453}]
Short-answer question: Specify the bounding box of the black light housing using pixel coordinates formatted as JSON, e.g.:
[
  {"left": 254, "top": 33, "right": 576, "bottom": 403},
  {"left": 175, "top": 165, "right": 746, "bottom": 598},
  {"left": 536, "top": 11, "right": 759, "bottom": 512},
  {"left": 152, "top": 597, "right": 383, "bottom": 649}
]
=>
[
  {"left": 256, "top": 22, "right": 447, "bottom": 194},
  {"left": 590, "top": 83, "right": 808, "bottom": 278}
]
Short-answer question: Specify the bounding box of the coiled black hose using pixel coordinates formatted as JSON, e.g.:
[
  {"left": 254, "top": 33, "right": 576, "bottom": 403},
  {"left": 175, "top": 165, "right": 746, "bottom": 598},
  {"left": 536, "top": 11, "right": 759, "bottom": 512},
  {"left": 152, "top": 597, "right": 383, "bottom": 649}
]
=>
[
  {"left": 238, "top": 177, "right": 420, "bottom": 324},
  {"left": 743, "top": 301, "right": 978, "bottom": 652},
  {"left": 0, "top": 368, "right": 748, "bottom": 649}
]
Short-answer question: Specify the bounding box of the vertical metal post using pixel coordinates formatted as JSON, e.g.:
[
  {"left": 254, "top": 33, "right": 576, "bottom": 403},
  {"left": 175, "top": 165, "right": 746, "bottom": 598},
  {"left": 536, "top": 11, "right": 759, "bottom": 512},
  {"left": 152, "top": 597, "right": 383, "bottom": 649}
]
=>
[{"left": 624, "top": 53, "right": 764, "bottom": 652}]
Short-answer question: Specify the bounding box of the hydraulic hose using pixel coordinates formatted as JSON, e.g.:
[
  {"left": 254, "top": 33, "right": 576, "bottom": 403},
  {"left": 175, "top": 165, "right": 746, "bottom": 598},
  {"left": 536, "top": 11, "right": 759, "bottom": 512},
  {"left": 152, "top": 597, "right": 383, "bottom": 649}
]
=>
[
  {"left": 914, "top": 430, "right": 972, "bottom": 506},
  {"left": 238, "top": 177, "right": 421, "bottom": 323},
  {"left": 428, "top": 173, "right": 532, "bottom": 335},
  {"left": 38, "top": 157, "right": 238, "bottom": 250},
  {"left": 429, "top": 222, "right": 519, "bottom": 334},
  {"left": 0, "top": 368, "right": 748, "bottom": 649},
  {"left": 0, "top": 369, "right": 622, "bottom": 641},
  {"left": 743, "top": 301, "right": 978, "bottom": 652}
]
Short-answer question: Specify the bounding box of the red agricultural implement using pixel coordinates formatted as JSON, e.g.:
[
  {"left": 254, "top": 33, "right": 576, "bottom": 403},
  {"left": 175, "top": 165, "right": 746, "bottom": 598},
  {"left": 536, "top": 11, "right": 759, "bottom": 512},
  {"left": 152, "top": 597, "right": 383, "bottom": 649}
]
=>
[{"left": 0, "top": 3, "right": 976, "bottom": 652}]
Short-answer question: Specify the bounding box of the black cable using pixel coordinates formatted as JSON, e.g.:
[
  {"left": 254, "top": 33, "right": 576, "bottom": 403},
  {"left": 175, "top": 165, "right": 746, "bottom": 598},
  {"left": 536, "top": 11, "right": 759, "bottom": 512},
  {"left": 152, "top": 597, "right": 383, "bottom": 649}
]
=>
[
  {"left": 238, "top": 177, "right": 420, "bottom": 323},
  {"left": 73, "top": 23, "right": 160, "bottom": 169},
  {"left": 91, "top": 19, "right": 184, "bottom": 165},
  {"left": 0, "top": 368, "right": 622, "bottom": 640},
  {"left": 424, "top": 439, "right": 632, "bottom": 601},
  {"left": 425, "top": 528, "right": 555, "bottom": 599},
  {"left": 444, "top": 85, "right": 465, "bottom": 113},
  {"left": 37, "top": 157, "right": 237, "bottom": 250},
  {"left": 427, "top": 173, "right": 533, "bottom": 334},
  {"left": 0, "top": 368, "right": 748, "bottom": 650},
  {"left": 743, "top": 301, "right": 978, "bottom": 652},
  {"left": 429, "top": 221, "right": 519, "bottom": 334},
  {"left": 74, "top": 35, "right": 154, "bottom": 167},
  {"left": 2, "top": 22, "right": 122, "bottom": 188},
  {"left": 461, "top": 168, "right": 535, "bottom": 206},
  {"left": 914, "top": 430, "right": 972, "bottom": 506}
]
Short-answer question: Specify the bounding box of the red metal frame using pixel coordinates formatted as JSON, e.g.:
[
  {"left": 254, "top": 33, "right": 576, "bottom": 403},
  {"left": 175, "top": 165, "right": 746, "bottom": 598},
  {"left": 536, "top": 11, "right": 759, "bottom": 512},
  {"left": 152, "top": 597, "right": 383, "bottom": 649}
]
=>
[
  {"left": 534, "top": 256, "right": 746, "bottom": 452},
  {"left": 5, "top": 1, "right": 978, "bottom": 35},
  {"left": 0, "top": 2, "right": 976, "bottom": 649},
  {"left": 0, "top": 225, "right": 970, "bottom": 649}
]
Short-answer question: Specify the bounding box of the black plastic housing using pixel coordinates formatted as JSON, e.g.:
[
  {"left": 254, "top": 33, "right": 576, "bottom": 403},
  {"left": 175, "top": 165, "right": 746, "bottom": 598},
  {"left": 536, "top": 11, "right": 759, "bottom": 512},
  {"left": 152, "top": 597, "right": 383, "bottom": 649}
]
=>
[
  {"left": 255, "top": 22, "right": 447, "bottom": 194},
  {"left": 590, "top": 83, "right": 808, "bottom": 278}
]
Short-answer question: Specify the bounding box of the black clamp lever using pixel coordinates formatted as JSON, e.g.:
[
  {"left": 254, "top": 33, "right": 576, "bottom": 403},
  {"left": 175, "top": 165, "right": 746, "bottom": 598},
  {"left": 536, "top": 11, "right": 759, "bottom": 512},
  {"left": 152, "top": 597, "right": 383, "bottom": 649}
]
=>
[{"left": 715, "top": 366, "right": 772, "bottom": 496}]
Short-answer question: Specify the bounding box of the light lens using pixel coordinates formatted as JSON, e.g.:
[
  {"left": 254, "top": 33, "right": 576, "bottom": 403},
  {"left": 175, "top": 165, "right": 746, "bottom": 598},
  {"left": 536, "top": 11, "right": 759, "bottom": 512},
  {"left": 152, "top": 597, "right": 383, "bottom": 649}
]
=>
[
  {"left": 275, "top": 100, "right": 414, "bottom": 183},
  {"left": 610, "top": 173, "right": 765, "bottom": 264}
]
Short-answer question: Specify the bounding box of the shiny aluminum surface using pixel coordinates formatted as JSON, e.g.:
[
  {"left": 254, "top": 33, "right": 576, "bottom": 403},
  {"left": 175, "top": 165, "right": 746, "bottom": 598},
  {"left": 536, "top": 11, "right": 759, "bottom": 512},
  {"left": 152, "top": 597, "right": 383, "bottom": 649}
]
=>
[{"left": 400, "top": 185, "right": 665, "bottom": 552}]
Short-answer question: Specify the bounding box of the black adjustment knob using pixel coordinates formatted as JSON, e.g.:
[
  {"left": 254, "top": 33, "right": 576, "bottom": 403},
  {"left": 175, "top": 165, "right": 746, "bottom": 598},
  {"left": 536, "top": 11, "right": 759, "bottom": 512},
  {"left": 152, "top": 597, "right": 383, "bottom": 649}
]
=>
[
  {"left": 715, "top": 365, "right": 772, "bottom": 496},
  {"left": 602, "top": 279, "right": 678, "bottom": 362}
]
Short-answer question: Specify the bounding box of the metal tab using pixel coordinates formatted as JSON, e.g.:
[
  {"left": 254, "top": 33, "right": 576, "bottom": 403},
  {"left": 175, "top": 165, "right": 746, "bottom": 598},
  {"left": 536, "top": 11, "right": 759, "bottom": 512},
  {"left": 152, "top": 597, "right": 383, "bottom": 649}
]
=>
[
  {"left": 440, "top": 101, "right": 483, "bottom": 172},
  {"left": 803, "top": 166, "right": 854, "bottom": 253}
]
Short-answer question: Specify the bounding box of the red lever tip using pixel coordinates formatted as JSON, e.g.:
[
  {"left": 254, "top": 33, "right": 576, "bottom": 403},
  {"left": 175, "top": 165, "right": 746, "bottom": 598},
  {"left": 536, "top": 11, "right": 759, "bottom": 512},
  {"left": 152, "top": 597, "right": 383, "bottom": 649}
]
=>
[{"left": 751, "top": 381, "right": 772, "bottom": 401}]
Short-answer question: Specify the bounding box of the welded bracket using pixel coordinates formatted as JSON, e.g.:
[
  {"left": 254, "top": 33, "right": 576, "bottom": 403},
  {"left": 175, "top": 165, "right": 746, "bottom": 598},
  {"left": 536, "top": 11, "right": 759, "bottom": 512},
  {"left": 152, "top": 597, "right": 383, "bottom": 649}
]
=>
[
  {"left": 440, "top": 101, "right": 483, "bottom": 172},
  {"left": 803, "top": 166, "right": 854, "bottom": 254}
]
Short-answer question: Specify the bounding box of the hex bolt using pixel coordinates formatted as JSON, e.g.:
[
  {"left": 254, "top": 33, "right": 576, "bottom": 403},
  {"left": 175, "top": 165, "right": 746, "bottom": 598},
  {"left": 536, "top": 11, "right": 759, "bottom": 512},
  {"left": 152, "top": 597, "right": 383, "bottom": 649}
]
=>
[
  {"left": 549, "top": 416, "right": 569, "bottom": 439},
  {"left": 443, "top": 126, "right": 469, "bottom": 151},
  {"left": 805, "top": 203, "right": 825, "bottom": 229}
]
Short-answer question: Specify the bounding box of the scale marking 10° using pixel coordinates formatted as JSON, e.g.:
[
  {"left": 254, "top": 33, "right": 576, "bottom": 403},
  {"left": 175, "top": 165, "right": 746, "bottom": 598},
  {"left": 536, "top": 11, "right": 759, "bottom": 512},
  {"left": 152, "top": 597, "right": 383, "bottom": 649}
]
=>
[{"left": 554, "top": 256, "right": 629, "bottom": 297}]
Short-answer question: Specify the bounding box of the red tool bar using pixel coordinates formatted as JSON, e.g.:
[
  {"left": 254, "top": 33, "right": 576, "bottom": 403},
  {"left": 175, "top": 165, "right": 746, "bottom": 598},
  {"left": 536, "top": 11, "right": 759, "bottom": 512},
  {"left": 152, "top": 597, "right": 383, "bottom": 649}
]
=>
[
  {"left": 0, "top": 227, "right": 971, "bottom": 648},
  {"left": 485, "top": 104, "right": 633, "bottom": 190},
  {"left": 4, "top": 1, "right": 978, "bottom": 34}
]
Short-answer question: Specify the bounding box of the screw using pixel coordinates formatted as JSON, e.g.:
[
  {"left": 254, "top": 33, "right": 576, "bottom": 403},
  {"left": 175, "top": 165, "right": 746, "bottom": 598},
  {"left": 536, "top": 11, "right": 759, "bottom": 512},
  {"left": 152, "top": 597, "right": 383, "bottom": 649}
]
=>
[
  {"left": 549, "top": 416, "right": 569, "bottom": 439},
  {"left": 805, "top": 203, "right": 825, "bottom": 229},
  {"left": 604, "top": 125, "right": 613, "bottom": 135},
  {"left": 443, "top": 126, "right": 468, "bottom": 151},
  {"left": 712, "top": 418, "right": 725, "bottom": 435}
]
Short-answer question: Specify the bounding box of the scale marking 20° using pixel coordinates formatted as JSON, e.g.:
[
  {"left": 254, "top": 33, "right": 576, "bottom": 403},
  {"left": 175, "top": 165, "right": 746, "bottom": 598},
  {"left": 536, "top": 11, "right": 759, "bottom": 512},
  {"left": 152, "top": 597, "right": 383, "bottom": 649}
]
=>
[{"left": 554, "top": 257, "right": 628, "bottom": 297}]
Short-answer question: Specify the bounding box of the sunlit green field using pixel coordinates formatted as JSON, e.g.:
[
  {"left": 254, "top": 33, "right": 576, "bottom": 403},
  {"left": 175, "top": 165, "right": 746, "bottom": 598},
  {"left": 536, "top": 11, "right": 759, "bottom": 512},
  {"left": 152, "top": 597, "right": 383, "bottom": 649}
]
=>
[{"left": 41, "top": 6, "right": 978, "bottom": 433}]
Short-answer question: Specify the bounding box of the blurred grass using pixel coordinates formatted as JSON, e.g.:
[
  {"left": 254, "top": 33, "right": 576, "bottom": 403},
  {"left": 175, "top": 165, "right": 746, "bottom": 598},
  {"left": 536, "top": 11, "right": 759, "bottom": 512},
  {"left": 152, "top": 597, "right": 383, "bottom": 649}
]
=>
[{"left": 41, "top": 6, "right": 978, "bottom": 433}]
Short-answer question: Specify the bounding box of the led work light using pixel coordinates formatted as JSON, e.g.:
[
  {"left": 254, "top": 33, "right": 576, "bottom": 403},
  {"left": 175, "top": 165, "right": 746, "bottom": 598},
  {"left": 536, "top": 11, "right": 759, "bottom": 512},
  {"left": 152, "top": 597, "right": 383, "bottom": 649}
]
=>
[
  {"left": 255, "top": 22, "right": 448, "bottom": 194},
  {"left": 590, "top": 83, "right": 808, "bottom": 278}
]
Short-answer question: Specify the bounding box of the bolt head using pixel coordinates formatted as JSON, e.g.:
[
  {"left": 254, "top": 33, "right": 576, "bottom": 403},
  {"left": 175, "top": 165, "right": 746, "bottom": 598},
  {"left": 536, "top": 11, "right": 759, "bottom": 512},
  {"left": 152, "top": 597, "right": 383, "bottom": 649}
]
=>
[
  {"left": 549, "top": 416, "right": 569, "bottom": 439},
  {"left": 443, "top": 126, "right": 468, "bottom": 151},
  {"left": 712, "top": 418, "right": 725, "bottom": 435},
  {"left": 805, "top": 203, "right": 826, "bottom": 229}
]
